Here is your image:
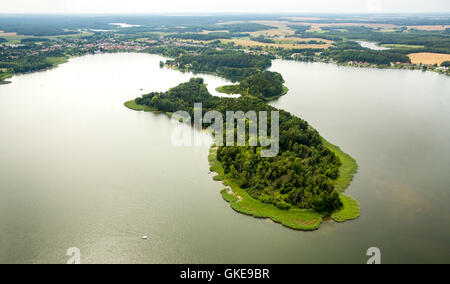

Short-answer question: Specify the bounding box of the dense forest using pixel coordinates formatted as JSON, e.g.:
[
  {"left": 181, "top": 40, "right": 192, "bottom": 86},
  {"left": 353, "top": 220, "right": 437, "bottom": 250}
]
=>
[
  {"left": 0, "top": 55, "right": 54, "bottom": 73},
  {"left": 134, "top": 78, "right": 343, "bottom": 213},
  {"left": 145, "top": 46, "right": 208, "bottom": 58},
  {"left": 324, "top": 49, "right": 412, "bottom": 65},
  {"left": 218, "top": 71, "right": 287, "bottom": 101},
  {"left": 166, "top": 50, "right": 272, "bottom": 81},
  {"left": 20, "top": 38, "right": 51, "bottom": 44},
  {"left": 251, "top": 35, "right": 276, "bottom": 44}
]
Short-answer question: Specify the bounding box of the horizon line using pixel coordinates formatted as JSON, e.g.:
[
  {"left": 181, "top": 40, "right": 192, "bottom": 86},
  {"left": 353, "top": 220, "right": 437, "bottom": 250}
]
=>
[{"left": 1, "top": 12, "right": 450, "bottom": 16}]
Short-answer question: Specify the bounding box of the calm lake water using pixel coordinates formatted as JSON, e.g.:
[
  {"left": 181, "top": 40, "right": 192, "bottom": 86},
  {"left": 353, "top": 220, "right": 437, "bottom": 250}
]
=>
[{"left": 0, "top": 53, "right": 449, "bottom": 264}]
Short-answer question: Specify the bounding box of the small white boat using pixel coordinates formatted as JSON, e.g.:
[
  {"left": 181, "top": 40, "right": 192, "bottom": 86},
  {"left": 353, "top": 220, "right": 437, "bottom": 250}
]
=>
[{"left": 142, "top": 236, "right": 148, "bottom": 240}]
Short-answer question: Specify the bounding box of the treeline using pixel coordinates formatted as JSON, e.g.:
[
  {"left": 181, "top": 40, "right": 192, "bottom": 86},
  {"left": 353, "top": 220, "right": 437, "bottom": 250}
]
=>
[
  {"left": 134, "top": 78, "right": 343, "bottom": 213},
  {"left": 324, "top": 49, "right": 411, "bottom": 65},
  {"left": 288, "top": 25, "right": 312, "bottom": 35},
  {"left": 251, "top": 36, "right": 276, "bottom": 44},
  {"left": 20, "top": 38, "right": 51, "bottom": 43},
  {"left": 145, "top": 45, "right": 208, "bottom": 58},
  {"left": 303, "top": 40, "right": 327, "bottom": 45},
  {"left": 274, "top": 47, "right": 325, "bottom": 61},
  {"left": 0, "top": 55, "right": 55, "bottom": 73},
  {"left": 0, "top": 38, "right": 7, "bottom": 43},
  {"left": 0, "top": 26, "right": 79, "bottom": 37},
  {"left": 166, "top": 50, "right": 272, "bottom": 81}
]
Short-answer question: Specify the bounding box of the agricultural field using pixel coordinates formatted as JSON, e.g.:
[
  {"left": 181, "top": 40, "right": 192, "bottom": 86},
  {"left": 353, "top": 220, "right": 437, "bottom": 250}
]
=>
[
  {"left": 408, "top": 52, "right": 450, "bottom": 65},
  {"left": 0, "top": 31, "right": 17, "bottom": 36},
  {"left": 0, "top": 33, "right": 35, "bottom": 44}
]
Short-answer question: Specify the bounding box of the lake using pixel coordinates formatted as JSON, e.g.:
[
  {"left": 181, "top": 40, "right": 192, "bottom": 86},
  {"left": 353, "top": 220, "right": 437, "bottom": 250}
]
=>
[
  {"left": 357, "top": 41, "right": 391, "bottom": 51},
  {"left": 0, "top": 53, "right": 449, "bottom": 264}
]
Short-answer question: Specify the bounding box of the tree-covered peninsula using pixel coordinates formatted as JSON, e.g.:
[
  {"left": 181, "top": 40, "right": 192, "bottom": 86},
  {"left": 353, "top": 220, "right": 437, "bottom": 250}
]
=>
[{"left": 126, "top": 78, "right": 360, "bottom": 230}]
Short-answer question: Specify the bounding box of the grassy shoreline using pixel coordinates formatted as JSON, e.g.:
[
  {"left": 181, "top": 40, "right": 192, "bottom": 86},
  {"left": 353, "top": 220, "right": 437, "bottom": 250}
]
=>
[
  {"left": 209, "top": 148, "right": 324, "bottom": 231},
  {"left": 216, "top": 84, "right": 360, "bottom": 225},
  {"left": 209, "top": 137, "right": 360, "bottom": 230},
  {"left": 322, "top": 140, "right": 360, "bottom": 222},
  {"left": 124, "top": 99, "right": 174, "bottom": 118},
  {"left": 0, "top": 71, "right": 14, "bottom": 84},
  {"left": 124, "top": 99, "right": 157, "bottom": 112},
  {"left": 212, "top": 84, "right": 359, "bottom": 228}
]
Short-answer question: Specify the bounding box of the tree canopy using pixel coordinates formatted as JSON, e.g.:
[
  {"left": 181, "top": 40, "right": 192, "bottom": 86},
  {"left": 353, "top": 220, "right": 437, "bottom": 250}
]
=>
[
  {"left": 219, "top": 71, "right": 287, "bottom": 101},
  {"left": 165, "top": 50, "right": 272, "bottom": 82},
  {"left": 441, "top": 61, "right": 450, "bottom": 67},
  {"left": 134, "top": 78, "right": 343, "bottom": 213}
]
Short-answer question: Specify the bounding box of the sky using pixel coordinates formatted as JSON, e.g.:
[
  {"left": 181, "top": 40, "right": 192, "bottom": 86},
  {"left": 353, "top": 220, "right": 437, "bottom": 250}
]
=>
[{"left": 1, "top": 0, "right": 449, "bottom": 14}]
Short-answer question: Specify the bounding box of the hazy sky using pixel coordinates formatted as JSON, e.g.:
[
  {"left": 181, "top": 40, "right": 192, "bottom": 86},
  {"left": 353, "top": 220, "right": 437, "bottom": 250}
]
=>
[{"left": 1, "top": 0, "right": 449, "bottom": 14}]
